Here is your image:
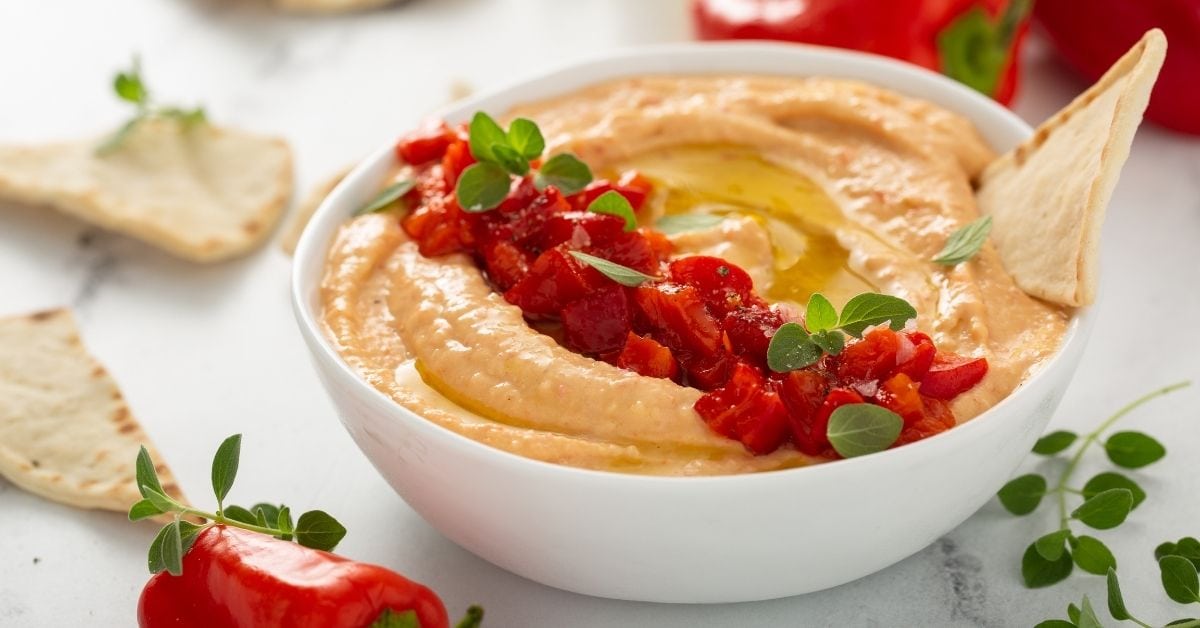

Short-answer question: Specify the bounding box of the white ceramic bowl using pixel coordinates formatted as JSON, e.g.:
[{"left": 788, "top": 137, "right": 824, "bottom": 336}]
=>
[{"left": 292, "top": 43, "right": 1093, "bottom": 604}]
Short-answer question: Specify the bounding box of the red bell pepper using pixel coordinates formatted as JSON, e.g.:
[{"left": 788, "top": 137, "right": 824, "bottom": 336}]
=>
[
  {"left": 692, "top": 0, "right": 1032, "bottom": 105},
  {"left": 138, "top": 526, "right": 464, "bottom": 628},
  {"left": 1035, "top": 0, "right": 1200, "bottom": 135}
]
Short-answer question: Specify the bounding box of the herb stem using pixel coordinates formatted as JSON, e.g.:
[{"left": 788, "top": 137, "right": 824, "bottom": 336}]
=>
[
  {"left": 1051, "top": 381, "right": 1190, "bottom": 530},
  {"left": 176, "top": 507, "right": 282, "bottom": 537}
]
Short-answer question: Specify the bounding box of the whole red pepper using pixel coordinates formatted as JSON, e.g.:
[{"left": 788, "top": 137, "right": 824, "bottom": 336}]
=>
[
  {"left": 692, "top": 0, "right": 1032, "bottom": 105},
  {"left": 1035, "top": 0, "right": 1200, "bottom": 135},
  {"left": 138, "top": 526, "right": 451, "bottom": 628}
]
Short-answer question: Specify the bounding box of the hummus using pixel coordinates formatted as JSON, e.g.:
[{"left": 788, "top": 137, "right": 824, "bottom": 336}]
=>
[{"left": 321, "top": 76, "right": 1068, "bottom": 476}]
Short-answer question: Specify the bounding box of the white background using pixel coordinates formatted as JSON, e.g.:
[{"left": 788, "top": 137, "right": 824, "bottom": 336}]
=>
[{"left": 2, "top": 1, "right": 1199, "bottom": 625}]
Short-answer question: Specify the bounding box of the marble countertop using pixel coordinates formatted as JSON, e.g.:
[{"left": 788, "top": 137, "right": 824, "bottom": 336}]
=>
[{"left": 2, "top": 1, "right": 1198, "bottom": 625}]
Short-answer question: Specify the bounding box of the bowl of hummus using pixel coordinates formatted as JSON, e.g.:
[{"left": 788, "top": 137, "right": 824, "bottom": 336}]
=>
[{"left": 292, "top": 37, "right": 1163, "bottom": 602}]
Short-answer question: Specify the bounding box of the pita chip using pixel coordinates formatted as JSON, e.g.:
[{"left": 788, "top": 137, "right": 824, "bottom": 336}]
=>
[
  {"left": 977, "top": 29, "right": 1166, "bottom": 307},
  {"left": 0, "top": 308, "right": 188, "bottom": 516},
  {"left": 0, "top": 118, "right": 293, "bottom": 263}
]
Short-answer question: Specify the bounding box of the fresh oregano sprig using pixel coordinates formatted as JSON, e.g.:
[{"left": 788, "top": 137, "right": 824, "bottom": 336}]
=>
[
  {"left": 128, "top": 434, "right": 347, "bottom": 576},
  {"left": 932, "top": 215, "right": 992, "bottom": 265},
  {"left": 997, "top": 381, "right": 1189, "bottom": 591},
  {"left": 765, "top": 292, "right": 917, "bottom": 372},
  {"left": 455, "top": 112, "right": 592, "bottom": 212},
  {"left": 96, "top": 55, "right": 207, "bottom": 156}
]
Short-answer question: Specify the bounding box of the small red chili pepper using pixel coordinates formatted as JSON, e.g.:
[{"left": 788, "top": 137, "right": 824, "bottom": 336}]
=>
[
  {"left": 692, "top": 0, "right": 1033, "bottom": 105},
  {"left": 138, "top": 525, "right": 467, "bottom": 628}
]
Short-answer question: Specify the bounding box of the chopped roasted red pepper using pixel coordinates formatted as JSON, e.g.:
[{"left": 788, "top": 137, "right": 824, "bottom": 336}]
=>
[
  {"left": 919, "top": 353, "right": 989, "bottom": 399},
  {"left": 383, "top": 117, "right": 992, "bottom": 458}
]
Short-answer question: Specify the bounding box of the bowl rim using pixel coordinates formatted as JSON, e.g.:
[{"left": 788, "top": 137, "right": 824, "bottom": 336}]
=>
[{"left": 291, "top": 40, "right": 1091, "bottom": 486}]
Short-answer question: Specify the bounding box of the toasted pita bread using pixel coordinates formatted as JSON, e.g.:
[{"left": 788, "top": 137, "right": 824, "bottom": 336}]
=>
[
  {"left": 0, "top": 118, "right": 293, "bottom": 263},
  {"left": 273, "top": 0, "right": 396, "bottom": 13},
  {"left": 281, "top": 166, "right": 351, "bottom": 256},
  {"left": 977, "top": 29, "right": 1166, "bottom": 307},
  {"left": 0, "top": 308, "right": 188, "bottom": 516}
]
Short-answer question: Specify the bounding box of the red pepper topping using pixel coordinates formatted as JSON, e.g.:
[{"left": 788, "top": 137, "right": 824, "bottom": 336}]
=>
[{"left": 384, "top": 117, "right": 991, "bottom": 458}]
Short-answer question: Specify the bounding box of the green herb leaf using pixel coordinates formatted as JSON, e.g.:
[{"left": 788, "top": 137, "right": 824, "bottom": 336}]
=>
[
  {"left": 128, "top": 498, "right": 164, "bottom": 522},
  {"left": 455, "top": 606, "right": 484, "bottom": 628},
  {"left": 567, "top": 251, "right": 658, "bottom": 287},
  {"left": 178, "top": 520, "right": 205, "bottom": 557},
  {"left": 1071, "top": 535, "right": 1116, "bottom": 575},
  {"left": 810, "top": 329, "right": 845, "bottom": 356},
  {"left": 467, "top": 111, "right": 507, "bottom": 163},
  {"left": 135, "top": 445, "right": 165, "bottom": 499},
  {"left": 1173, "top": 538, "right": 1200, "bottom": 570},
  {"left": 535, "top": 153, "right": 593, "bottom": 195},
  {"left": 932, "top": 215, "right": 992, "bottom": 265},
  {"left": 1107, "top": 568, "right": 1130, "bottom": 621},
  {"left": 837, "top": 293, "right": 917, "bottom": 337},
  {"left": 1071, "top": 488, "right": 1134, "bottom": 530},
  {"left": 805, "top": 293, "right": 838, "bottom": 332},
  {"left": 1159, "top": 541, "right": 1181, "bottom": 561},
  {"left": 491, "top": 143, "right": 530, "bottom": 176},
  {"left": 1104, "top": 431, "right": 1166, "bottom": 469},
  {"left": 354, "top": 179, "right": 415, "bottom": 216},
  {"left": 142, "top": 485, "right": 179, "bottom": 513},
  {"left": 159, "top": 106, "right": 207, "bottom": 126},
  {"left": 95, "top": 118, "right": 143, "bottom": 156},
  {"left": 1023, "top": 542, "right": 1074, "bottom": 588},
  {"left": 1068, "top": 603, "right": 1081, "bottom": 624},
  {"left": 222, "top": 505, "right": 257, "bottom": 525},
  {"left": 1077, "top": 596, "right": 1103, "bottom": 628},
  {"left": 587, "top": 190, "right": 637, "bottom": 231},
  {"left": 1032, "top": 430, "right": 1078, "bottom": 455},
  {"left": 507, "top": 118, "right": 544, "bottom": 159},
  {"left": 1166, "top": 620, "right": 1200, "bottom": 627},
  {"left": 113, "top": 57, "right": 148, "bottom": 106},
  {"left": 147, "top": 523, "right": 171, "bottom": 574},
  {"left": 159, "top": 519, "right": 185, "bottom": 576},
  {"left": 369, "top": 609, "right": 420, "bottom": 628},
  {"left": 996, "top": 474, "right": 1047, "bottom": 515},
  {"left": 826, "top": 403, "right": 903, "bottom": 458},
  {"left": 251, "top": 503, "right": 281, "bottom": 525},
  {"left": 456, "top": 162, "right": 512, "bottom": 212},
  {"left": 294, "top": 510, "right": 347, "bottom": 552},
  {"left": 1083, "top": 472, "right": 1146, "bottom": 509},
  {"left": 1035, "top": 529, "right": 1072, "bottom": 562},
  {"left": 276, "top": 506, "right": 294, "bottom": 541},
  {"left": 211, "top": 434, "right": 242, "bottom": 507},
  {"left": 1161, "top": 555, "right": 1200, "bottom": 604},
  {"left": 1033, "top": 621, "right": 1075, "bottom": 628},
  {"left": 654, "top": 213, "right": 724, "bottom": 235},
  {"left": 765, "top": 322, "right": 822, "bottom": 372}
]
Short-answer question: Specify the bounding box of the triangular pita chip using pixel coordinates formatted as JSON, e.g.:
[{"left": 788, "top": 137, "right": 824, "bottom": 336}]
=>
[
  {"left": 0, "top": 308, "right": 188, "bottom": 515},
  {"left": 977, "top": 29, "right": 1165, "bottom": 307},
  {"left": 0, "top": 118, "right": 293, "bottom": 263}
]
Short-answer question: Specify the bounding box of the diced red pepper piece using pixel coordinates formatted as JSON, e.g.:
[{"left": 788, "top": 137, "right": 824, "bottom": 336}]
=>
[
  {"left": 480, "top": 239, "right": 532, "bottom": 291},
  {"left": 632, "top": 282, "right": 724, "bottom": 359},
  {"left": 875, "top": 372, "right": 925, "bottom": 425},
  {"left": 561, "top": 285, "right": 633, "bottom": 355},
  {"left": 503, "top": 246, "right": 604, "bottom": 317},
  {"left": 894, "top": 331, "right": 936, "bottom": 380},
  {"left": 919, "top": 353, "right": 989, "bottom": 400},
  {"left": 775, "top": 370, "right": 829, "bottom": 455},
  {"left": 600, "top": 230, "right": 662, "bottom": 275},
  {"left": 723, "top": 305, "right": 785, "bottom": 366},
  {"left": 836, "top": 327, "right": 900, "bottom": 382},
  {"left": 441, "top": 139, "right": 476, "bottom": 189},
  {"left": 895, "top": 396, "right": 958, "bottom": 446},
  {"left": 396, "top": 120, "right": 456, "bottom": 165},
  {"left": 808, "top": 387, "right": 865, "bottom": 457},
  {"left": 681, "top": 352, "right": 734, "bottom": 391},
  {"left": 616, "top": 332, "right": 679, "bottom": 380},
  {"left": 735, "top": 389, "right": 791, "bottom": 455},
  {"left": 536, "top": 211, "right": 627, "bottom": 252},
  {"left": 668, "top": 256, "right": 757, "bottom": 317},
  {"left": 642, "top": 228, "right": 674, "bottom": 262}
]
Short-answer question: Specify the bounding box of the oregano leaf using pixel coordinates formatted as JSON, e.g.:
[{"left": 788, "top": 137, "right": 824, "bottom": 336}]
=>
[
  {"left": 826, "top": 404, "right": 903, "bottom": 458},
  {"left": 997, "top": 474, "right": 1047, "bottom": 515}
]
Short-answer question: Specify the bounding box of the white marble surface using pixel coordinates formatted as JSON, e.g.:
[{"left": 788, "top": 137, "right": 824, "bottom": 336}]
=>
[{"left": 2, "top": 1, "right": 1199, "bottom": 625}]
